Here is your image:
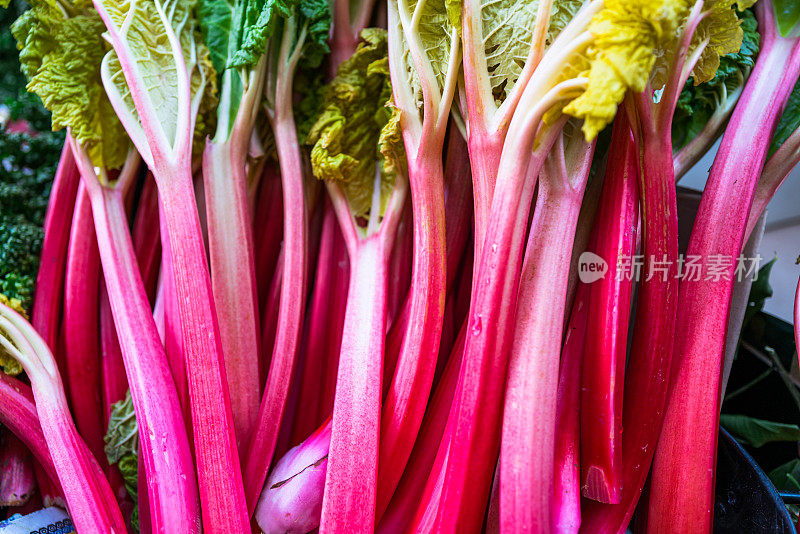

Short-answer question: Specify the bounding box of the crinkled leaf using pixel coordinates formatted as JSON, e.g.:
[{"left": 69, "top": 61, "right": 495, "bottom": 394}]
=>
[
  {"left": 394, "top": 0, "right": 458, "bottom": 112},
  {"left": 672, "top": 8, "right": 758, "bottom": 150},
  {"left": 228, "top": 0, "right": 293, "bottom": 68},
  {"left": 105, "top": 391, "right": 139, "bottom": 505},
  {"left": 98, "top": 0, "right": 216, "bottom": 156},
  {"left": 689, "top": 0, "right": 754, "bottom": 85},
  {"left": 0, "top": 293, "right": 24, "bottom": 375},
  {"left": 307, "top": 29, "right": 404, "bottom": 219},
  {"left": 721, "top": 414, "right": 800, "bottom": 448},
  {"left": 769, "top": 76, "right": 800, "bottom": 158},
  {"left": 10, "top": 1, "right": 129, "bottom": 167},
  {"left": 481, "top": 0, "right": 586, "bottom": 106},
  {"left": 294, "top": 68, "right": 326, "bottom": 143},
  {"left": 227, "top": 0, "right": 329, "bottom": 69},
  {"left": 105, "top": 391, "right": 139, "bottom": 464},
  {"left": 563, "top": 0, "right": 688, "bottom": 141}
]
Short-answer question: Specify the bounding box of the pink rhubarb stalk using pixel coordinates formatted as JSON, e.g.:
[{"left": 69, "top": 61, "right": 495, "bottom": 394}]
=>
[
  {"left": 93, "top": 2, "right": 250, "bottom": 527},
  {"left": 579, "top": 2, "right": 710, "bottom": 525},
  {"left": 71, "top": 143, "right": 202, "bottom": 533},
  {"left": 553, "top": 282, "right": 589, "bottom": 533},
  {"left": 0, "top": 373, "right": 61, "bottom": 497},
  {"left": 0, "top": 303, "right": 125, "bottom": 533},
  {"left": 33, "top": 139, "right": 80, "bottom": 351},
  {"left": 320, "top": 177, "right": 407, "bottom": 532},
  {"left": 0, "top": 433, "right": 36, "bottom": 507},
  {"left": 580, "top": 117, "right": 639, "bottom": 503},
  {"left": 203, "top": 139, "right": 261, "bottom": 451},
  {"left": 648, "top": 4, "right": 800, "bottom": 531},
  {"left": 131, "top": 175, "right": 161, "bottom": 303},
  {"left": 499, "top": 132, "right": 594, "bottom": 532},
  {"left": 64, "top": 183, "right": 106, "bottom": 466},
  {"left": 244, "top": 24, "right": 311, "bottom": 510}
]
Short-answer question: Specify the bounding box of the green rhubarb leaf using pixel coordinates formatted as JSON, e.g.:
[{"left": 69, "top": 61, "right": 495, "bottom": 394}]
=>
[
  {"left": 772, "top": 0, "right": 800, "bottom": 37},
  {"left": 721, "top": 414, "right": 800, "bottom": 448},
  {"left": 480, "top": 0, "right": 586, "bottom": 106},
  {"left": 105, "top": 391, "right": 139, "bottom": 502},
  {"left": 9, "top": 0, "right": 129, "bottom": 168},
  {"left": 227, "top": 0, "right": 329, "bottom": 69},
  {"left": 688, "top": 0, "right": 755, "bottom": 86},
  {"left": 563, "top": 0, "right": 690, "bottom": 141},
  {"left": 392, "top": 0, "right": 460, "bottom": 113},
  {"left": 307, "top": 29, "right": 405, "bottom": 219},
  {"left": 96, "top": 0, "right": 216, "bottom": 160},
  {"left": 672, "top": 9, "right": 759, "bottom": 150},
  {"left": 768, "top": 76, "right": 800, "bottom": 158},
  {"left": 228, "top": 0, "right": 293, "bottom": 68}
]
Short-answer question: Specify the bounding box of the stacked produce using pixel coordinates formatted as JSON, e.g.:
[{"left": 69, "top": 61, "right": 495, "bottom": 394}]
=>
[{"left": 1, "top": 0, "right": 800, "bottom": 532}]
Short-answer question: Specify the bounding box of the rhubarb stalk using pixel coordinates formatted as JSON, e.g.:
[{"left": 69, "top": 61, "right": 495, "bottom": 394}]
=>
[
  {"left": 33, "top": 140, "right": 79, "bottom": 351},
  {"left": 64, "top": 183, "right": 105, "bottom": 466},
  {"left": 0, "top": 302, "right": 125, "bottom": 533},
  {"left": 499, "top": 129, "right": 594, "bottom": 532},
  {"left": 580, "top": 117, "right": 639, "bottom": 503},
  {"left": 71, "top": 142, "right": 202, "bottom": 533},
  {"left": 648, "top": 3, "right": 800, "bottom": 530},
  {"left": 0, "top": 433, "right": 35, "bottom": 507}
]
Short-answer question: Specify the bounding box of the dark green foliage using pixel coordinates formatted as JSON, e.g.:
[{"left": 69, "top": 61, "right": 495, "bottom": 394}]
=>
[
  {"left": 1, "top": 2, "right": 64, "bottom": 311},
  {"left": 1, "top": 0, "right": 51, "bottom": 131},
  {"left": 0, "top": 128, "right": 63, "bottom": 310},
  {"left": 672, "top": 9, "right": 760, "bottom": 150}
]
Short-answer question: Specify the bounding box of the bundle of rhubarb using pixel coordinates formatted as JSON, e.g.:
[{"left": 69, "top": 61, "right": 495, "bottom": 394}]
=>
[{"left": 2, "top": 0, "right": 800, "bottom": 531}]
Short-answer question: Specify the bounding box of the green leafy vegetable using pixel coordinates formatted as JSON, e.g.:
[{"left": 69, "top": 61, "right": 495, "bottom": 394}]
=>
[
  {"left": 0, "top": 127, "right": 63, "bottom": 312},
  {"left": 721, "top": 414, "right": 800, "bottom": 447},
  {"left": 672, "top": 9, "right": 759, "bottom": 150},
  {"left": 9, "top": 0, "right": 129, "bottom": 168},
  {"left": 307, "top": 29, "right": 405, "bottom": 219},
  {"left": 105, "top": 391, "right": 140, "bottom": 529}
]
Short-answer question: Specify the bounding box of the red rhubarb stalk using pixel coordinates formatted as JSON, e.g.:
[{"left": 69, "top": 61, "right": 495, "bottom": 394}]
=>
[
  {"left": 0, "top": 373, "right": 61, "bottom": 496},
  {"left": 580, "top": 117, "right": 639, "bottom": 503},
  {"left": 131, "top": 175, "right": 161, "bottom": 303},
  {"left": 71, "top": 144, "right": 201, "bottom": 532},
  {"left": 499, "top": 131, "right": 594, "bottom": 532},
  {"left": 648, "top": 4, "right": 800, "bottom": 530},
  {"left": 33, "top": 140, "right": 80, "bottom": 351},
  {"left": 94, "top": 2, "right": 250, "bottom": 526},
  {"left": 377, "top": 1, "right": 460, "bottom": 506},
  {"left": 244, "top": 85, "right": 310, "bottom": 513},
  {"left": 64, "top": 183, "right": 105, "bottom": 466},
  {"left": 0, "top": 433, "right": 36, "bottom": 507},
  {"left": 321, "top": 229, "right": 395, "bottom": 532},
  {"left": 0, "top": 303, "right": 125, "bottom": 532},
  {"left": 553, "top": 282, "right": 589, "bottom": 533},
  {"left": 377, "top": 324, "right": 465, "bottom": 532}
]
